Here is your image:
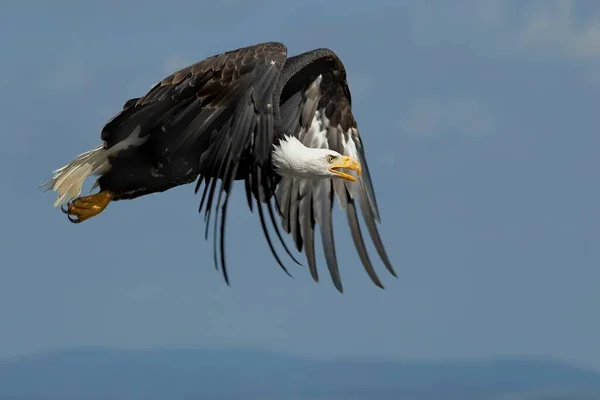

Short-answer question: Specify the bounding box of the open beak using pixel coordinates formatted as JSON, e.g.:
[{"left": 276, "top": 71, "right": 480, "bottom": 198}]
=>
[{"left": 329, "top": 156, "right": 362, "bottom": 182}]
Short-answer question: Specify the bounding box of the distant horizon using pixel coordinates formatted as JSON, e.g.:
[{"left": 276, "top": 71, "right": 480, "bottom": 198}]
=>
[
  {"left": 3, "top": 345, "right": 599, "bottom": 374},
  {"left": 3, "top": 346, "right": 599, "bottom": 400}
]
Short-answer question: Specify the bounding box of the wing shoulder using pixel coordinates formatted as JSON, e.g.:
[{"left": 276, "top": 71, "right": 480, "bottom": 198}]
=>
[{"left": 100, "top": 42, "right": 288, "bottom": 147}]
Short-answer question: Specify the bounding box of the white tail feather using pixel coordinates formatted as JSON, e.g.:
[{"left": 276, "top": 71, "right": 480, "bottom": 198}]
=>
[{"left": 40, "top": 145, "right": 111, "bottom": 207}]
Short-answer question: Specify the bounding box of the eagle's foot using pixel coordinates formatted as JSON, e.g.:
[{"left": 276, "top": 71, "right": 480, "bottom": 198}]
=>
[{"left": 61, "top": 191, "right": 113, "bottom": 224}]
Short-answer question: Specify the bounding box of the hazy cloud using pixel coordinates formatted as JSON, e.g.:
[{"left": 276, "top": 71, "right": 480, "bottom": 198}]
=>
[
  {"left": 405, "top": 1, "right": 600, "bottom": 60},
  {"left": 398, "top": 96, "right": 495, "bottom": 141},
  {"left": 518, "top": 0, "right": 600, "bottom": 59}
]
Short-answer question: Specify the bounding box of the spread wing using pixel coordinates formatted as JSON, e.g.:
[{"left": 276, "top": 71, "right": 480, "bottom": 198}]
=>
[
  {"left": 101, "top": 41, "right": 287, "bottom": 162},
  {"left": 100, "top": 42, "right": 297, "bottom": 282},
  {"left": 275, "top": 49, "right": 395, "bottom": 293}
]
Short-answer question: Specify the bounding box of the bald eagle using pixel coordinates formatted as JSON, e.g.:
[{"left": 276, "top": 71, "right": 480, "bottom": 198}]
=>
[{"left": 42, "top": 42, "right": 396, "bottom": 292}]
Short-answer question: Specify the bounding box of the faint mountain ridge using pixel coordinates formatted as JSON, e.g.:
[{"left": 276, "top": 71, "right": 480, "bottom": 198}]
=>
[{"left": 1, "top": 347, "right": 599, "bottom": 400}]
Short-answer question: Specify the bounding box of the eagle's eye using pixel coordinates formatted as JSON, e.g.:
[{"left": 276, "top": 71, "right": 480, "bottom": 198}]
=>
[{"left": 326, "top": 154, "right": 336, "bottom": 164}]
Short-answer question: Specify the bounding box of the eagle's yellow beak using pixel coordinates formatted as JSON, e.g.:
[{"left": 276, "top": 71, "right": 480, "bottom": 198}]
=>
[{"left": 329, "top": 155, "right": 362, "bottom": 182}]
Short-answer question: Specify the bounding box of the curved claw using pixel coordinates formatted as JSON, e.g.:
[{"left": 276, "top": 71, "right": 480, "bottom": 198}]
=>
[
  {"left": 67, "top": 214, "right": 81, "bottom": 224},
  {"left": 60, "top": 191, "right": 112, "bottom": 224}
]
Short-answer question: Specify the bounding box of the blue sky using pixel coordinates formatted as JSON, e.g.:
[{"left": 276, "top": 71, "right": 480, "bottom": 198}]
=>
[{"left": 1, "top": 0, "right": 599, "bottom": 371}]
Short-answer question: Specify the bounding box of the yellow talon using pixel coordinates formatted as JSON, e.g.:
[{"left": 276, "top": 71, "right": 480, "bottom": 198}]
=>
[{"left": 61, "top": 191, "right": 113, "bottom": 223}]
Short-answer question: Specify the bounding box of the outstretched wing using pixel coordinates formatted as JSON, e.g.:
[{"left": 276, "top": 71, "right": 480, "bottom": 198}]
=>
[
  {"left": 275, "top": 48, "right": 395, "bottom": 293},
  {"left": 102, "top": 41, "right": 287, "bottom": 162},
  {"left": 100, "top": 42, "right": 295, "bottom": 282}
]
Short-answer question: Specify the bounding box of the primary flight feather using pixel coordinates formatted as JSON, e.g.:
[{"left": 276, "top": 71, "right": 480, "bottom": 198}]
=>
[{"left": 41, "top": 42, "right": 396, "bottom": 293}]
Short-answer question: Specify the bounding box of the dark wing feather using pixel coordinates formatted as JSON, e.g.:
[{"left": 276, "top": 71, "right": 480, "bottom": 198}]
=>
[
  {"left": 100, "top": 42, "right": 300, "bottom": 282},
  {"left": 275, "top": 49, "right": 395, "bottom": 293}
]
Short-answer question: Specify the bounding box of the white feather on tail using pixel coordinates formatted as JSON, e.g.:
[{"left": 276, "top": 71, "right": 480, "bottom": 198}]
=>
[{"left": 40, "top": 145, "right": 111, "bottom": 207}]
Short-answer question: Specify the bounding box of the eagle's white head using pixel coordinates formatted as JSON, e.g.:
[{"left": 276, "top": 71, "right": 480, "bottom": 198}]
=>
[{"left": 271, "top": 135, "right": 361, "bottom": 182}]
